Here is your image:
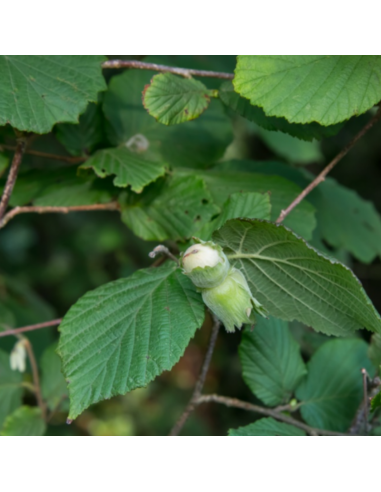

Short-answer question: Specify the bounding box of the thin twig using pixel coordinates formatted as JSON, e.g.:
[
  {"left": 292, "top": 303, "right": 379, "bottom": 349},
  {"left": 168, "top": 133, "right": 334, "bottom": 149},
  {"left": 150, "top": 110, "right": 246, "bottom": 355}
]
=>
[
  {"left": 276, "top": 106, "right": 381, "bottom": 224},
  {"left": 0, "top": 318, "right": 62, "bottom": 338},
  {"left": 169, "top": 315, "right": 221, "bottom": 436},
  {"left": 0, "top": 138, "right": 27, "bottom": 220},
  {"left": 149, "top": 245, "right": 179, "bottom": 265},
  {"left": 23, "top": 338, "right": 47, "bottom": 421},
  {"left": 362, "top": 369, "right": 369, "bottom": 424},
  {"left": 0, "top": 202, "right": 120, "bottom": 229},
  {"left": 0, "top": 144, "right": 85, "bottom": 164},
  {"left": 197, "top": 394, "right": 346, "bottom": 436},
  {"left": 102, "top": 59, "right": 234, "bottom": 80},
  {"left": 350, "top": 372, "right": 381, "bottom": 435}
]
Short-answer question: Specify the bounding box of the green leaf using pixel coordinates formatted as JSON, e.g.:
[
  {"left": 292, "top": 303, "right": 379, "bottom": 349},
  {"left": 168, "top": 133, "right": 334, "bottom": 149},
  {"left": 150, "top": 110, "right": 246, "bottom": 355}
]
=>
[
  {"left": 143, "top": 73, "right": 214, "bottom": 125},
  {"left": 239, "top": 317, "right": 306, "bottom": 406},
  {"left": 225, "top": 160, "right": 381, "bottom": 263},
  {"left": 81, "top": 147, "right": 167, "bottom": 193},
  {"left": 219, "top": 81, "right": 343, "bottom": 141},
  {"left": 57, "top": 263, "right": 205, "bottom": 420},
  {"left": 1, "top": 406, "right": 46, "bottom": 436},
  {"left": 198, "top": 192, "right": 271, "bottom": 240},
  {"left": 0, "top": 349, "right": 23, "bottom": 429},
  {"left": 295, "top": 339, "right": 373, "bottom": 431},
  {"left": 0, "top": 153, "right": 9, "bottom": 177},
  {"left": 178, "top": 168, "right": 316, "bottom": 239},
  {"left": 229, "top": 418, "right": 305, "bottom": 436},
  {"left": 257, "top": 128, "right": 323, "bottom": 164},
  {"left": 309, "top": 177, "right": 381, "bottom": 264},
  {"left": 121, "top": 175, "right": 219, "bottom": 241},
  {"left": 103, "top": 70, "right": 233, "bottom": 168},
  {"left": 0, "top": 55, "right": 106, "bottom": 134},
  {"left": 41, "top": 343, "right": 68, "bottom": 411},
  {"left": 371, "top": 391, "right": 381, "bottom": 411},
  {"left": 6, "top": 167, "right": 114, "bottom": 207},
  {"left": 55, "top": 102, "right": 105, "bottom": 156},
  {"left": 368, "top": 333, "right": 381, "bottom": 372},
  {"left": 213, "top": 219, "right": 381, "bottom": 337},
  {"left": 234, "top": 56, "right": 381, "bottom": 126}
]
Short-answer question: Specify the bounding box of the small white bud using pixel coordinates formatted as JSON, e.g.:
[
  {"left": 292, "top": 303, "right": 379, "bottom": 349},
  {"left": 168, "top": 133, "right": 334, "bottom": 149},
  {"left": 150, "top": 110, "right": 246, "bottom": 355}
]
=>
[
  {"left": 10, "top": 340, "right": 27, "bottom": 373},
  {"left": 125, "top": 134, "right": 149, "bottom": 153}
]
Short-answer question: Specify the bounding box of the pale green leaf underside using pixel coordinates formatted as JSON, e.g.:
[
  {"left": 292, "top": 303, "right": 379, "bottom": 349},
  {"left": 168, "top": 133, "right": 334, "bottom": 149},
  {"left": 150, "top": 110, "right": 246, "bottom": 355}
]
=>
[
  {"left": 229, "top": 417, "right": 305, "bottom": 436},
  {"left": 0, "top": 349, "right": 23, "bottom": 429},
  {"left": 57, "top": 263, "right": 205, "bottom": 419},
  {"left": 234, "top": 55, "right": 381, "bottom": 126},
  {"left": 219, "top": 81, "right": 343, "bottom": 141},
  {"left": 198, "top": 192, "right": 271, "bottom": 241},
  {"left": 0, "top": 55, "right": 106, "bottom": 133},
  {"left": 296, "top": 339, "right": 373, "bottom": 431},
  {"left": 239, "top": 317, "right": 306, "bottom": 406},
  {"left": 82, "top": 147, "right": 167, "bottom": 193},
  {"left": 143, "top": 73, "right": 212, "bottom": 125},
  {"left": 1, "top": 406, "right": 46, "bottom": 436},
  {"left": 213, "top": 219, "right": 381, "bottom": 337},
  {"left": 177, "top": 169, "right": 316, "bottom": 240},
  {"left": 121, "top": 175, "right": 219, "bottom": 241}
]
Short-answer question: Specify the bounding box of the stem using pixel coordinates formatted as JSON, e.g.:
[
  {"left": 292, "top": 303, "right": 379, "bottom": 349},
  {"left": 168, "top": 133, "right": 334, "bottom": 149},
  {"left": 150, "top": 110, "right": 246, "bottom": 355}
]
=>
[
  {"left": 148, "top": 245, "right": 179, "bottom": 265},
  {"left": 0, "top": 138, "right": 27, "bottom": 220},
  {"left": 0, "top": 318, "right": 62, "bottom": 338},
  {"left": 0, "top": 144, "right": 85, "bottom": 164},
  {"left": 102, "top": 59, "right": 234, "bottom": 80},
  {"left": 362, "top": 368, "right": 369, "bottom": 425},
  {"left": 0, "top": 202, "right": 120, "bottom": 229},
  {"left": 169, "top": 315, "right": 221, "bottom": 436},
  {"left": 276, "top": 106, "right": 381, "bottom": 224},
  {"left": 197, "top": 394, "right": 346, "bottom": 436},
  {"left": 23, "top": 338, "right": 47, "bottom": 421}
]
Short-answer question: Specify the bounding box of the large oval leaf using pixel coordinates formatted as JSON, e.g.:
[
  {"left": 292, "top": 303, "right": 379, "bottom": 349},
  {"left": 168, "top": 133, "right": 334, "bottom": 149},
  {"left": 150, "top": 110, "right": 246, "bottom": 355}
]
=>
[
  {"left": 0, "top": 56, "right": 106, "bottom": 133},
  {"left": 239, "top": 317, "right": 306, "bottom": 406},
  {"left": 213, "top": 219, "right": 381, "bottom": 337},
  {"left": 219, "top": 81, "right": 343, "bottom": 141},
  {"left": 234, "top": 56, "right": 381, "bottom": 126},
  {"left": 57, "top": 263, "right": 205, "bottom": 420},
  {"left": 295, "top": 339, "right": 373, "bottom": 432}
]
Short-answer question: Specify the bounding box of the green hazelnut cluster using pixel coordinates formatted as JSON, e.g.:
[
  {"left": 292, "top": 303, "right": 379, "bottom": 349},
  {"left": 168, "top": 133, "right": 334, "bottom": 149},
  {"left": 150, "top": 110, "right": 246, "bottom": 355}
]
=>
[{"left": 181, "top": 240, "right": 267, "bottom": 332}]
